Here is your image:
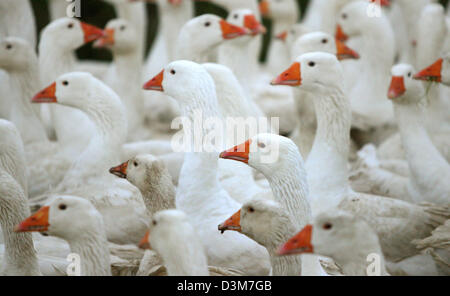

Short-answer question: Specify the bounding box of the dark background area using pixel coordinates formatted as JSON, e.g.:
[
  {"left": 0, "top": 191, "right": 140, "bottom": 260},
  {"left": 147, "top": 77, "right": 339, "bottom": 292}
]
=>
[{"left": 30, "top": 0, "right": 449, "bottom": 62}]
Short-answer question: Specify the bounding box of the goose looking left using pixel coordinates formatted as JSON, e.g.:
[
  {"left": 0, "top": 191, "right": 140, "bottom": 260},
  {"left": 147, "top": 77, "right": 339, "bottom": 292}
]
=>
[
  {"left": 0, "top": 37, "right": 72, "bottom": 197},
  {"left": 94, "top": 19, "right": 146, "bottom": 140},
  {"left": 219, "top": 198, "right": 302, "bottom": 276},
  {"left": 279, "top": 211, "right": 390, "bottom": 276},
  {"left": 270, "top": 52, "right": 450, "bottom": 272},
  {"left": 16, "top": 196, "right": 112, "bottom": 276},
  {"left": 143, "top": 60, "right": 271, "bottom": 275},
  {"left": 31, "top": 72, "right": 149, "bottom": 245}
]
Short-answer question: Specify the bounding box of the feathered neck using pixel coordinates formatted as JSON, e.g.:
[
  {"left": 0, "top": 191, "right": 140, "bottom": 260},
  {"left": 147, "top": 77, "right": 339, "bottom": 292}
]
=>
[
  {"left": 0, "top": 172, "right": 40, "bottom": 276},
  {"left": 140, "top": 168, "right": 176, "bottom": 215},
  {"left": 67, "top": 225, "right": 111, "bottom": 276},
  {"left": 306, "top": 83, "right": 351, "bottom": 201},
  {"left": 8, "top": 59, "right": 48, "bottom": 144}
]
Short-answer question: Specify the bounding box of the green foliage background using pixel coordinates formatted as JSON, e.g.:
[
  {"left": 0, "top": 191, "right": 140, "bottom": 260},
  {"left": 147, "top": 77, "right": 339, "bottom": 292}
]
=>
[{"left": 30, "top": 0, "right": 449, "bottom": 62}]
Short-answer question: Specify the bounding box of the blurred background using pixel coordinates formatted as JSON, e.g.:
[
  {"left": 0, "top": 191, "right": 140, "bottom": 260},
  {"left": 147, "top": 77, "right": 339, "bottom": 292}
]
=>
[{"left": 31, "top": 0, "right": 449, "bottom": 62}]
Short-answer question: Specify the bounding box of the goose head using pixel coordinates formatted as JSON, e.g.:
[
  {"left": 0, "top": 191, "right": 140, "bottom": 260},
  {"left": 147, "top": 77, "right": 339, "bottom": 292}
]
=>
[
  {"left": 109, "top": 154, "right": 166, "bottom": 191},
  {"left": 218, "top": 198, "right": 292, "bottom": 247},
  {"left": 15, "top": 195, "right": 104, "bottom": 241},
  {"left": 40, "top": 18, "right": 103, "bottom": 51},
  {"left": 176, "top": 14, "right": 250, "bottom": 56},
  {"left": 259, "top": 0, "right": 298, "bottom": 24},
  {"left": 414, "top": 53, "right": 450, "bottom": 85},
  {"left": 143, "top": 60, "right": 216, "bottom": 105},
  {"left": 220, "top": 133, "right": 302, "bottom": 177},
  {"left": 388, "top": 64, "right": 425, "bottom": 104},
  {"left": 0, "top": 37, "right": 36, "bottom": 72},
  {"left": 271, "top": 52, "right": 343, "bottom": 94},
  {"left": 94, "top": 19, "right": 138, "bottom": 55},
  {"left": 291, "top": 31, "right": 359, "bottom": 61},
  {"left": 227, "top": 9, "right": 266, "bottom": 37},
  {"left": 278, "top": 211, "right": 380, "bottom": 262}
]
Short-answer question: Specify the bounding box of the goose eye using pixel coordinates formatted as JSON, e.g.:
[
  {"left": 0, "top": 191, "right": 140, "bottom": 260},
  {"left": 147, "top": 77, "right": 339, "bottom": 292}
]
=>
[
  {"left": 342, "top": 13, "right": 347, "bottom": 20},
  {"left": 257, "top": 142, "right": 266, "bottom": 148},
  {"left": 234, "top": 14, "right": 238, "bottom": 19},
  {"left": 62, "top": 81, "right": 69, "bottom": 86},
  {"left": 152, "top": 220, "right": 157, "bottom": 226},
  {"left": 321, "top": 39, "right": 328, "bottom": 44},
  {"left": 59, "top": 204, "right": 67, "bottom": 210},
  {"left": 67, "top": 23, "right": 74, "bottom": 29},
  {"left": 408, "top": 72, "right": 412, "bottom": 78},
  {"left": 291, "top": 30, "right": 295, "bottom": 34},
  {"left": 248, "top": 207, "right": 255, "bottom": 213},
  {"left": 170, "top": 69, "right": 176, "bottom": 75},
  {"left": 204, "top": 22, "right": 211, "bottom": 27},
  {"left": 120, "top": 25, "right": 126, "bottom": 31},
  {"left": 323, "top": 223, "right": 332, "bottom": 230},
  {"left": 308, "top": 61, "right": 316, "bottom": 67},
  {"left": 133, "top": 161, "right": 138, "bottom": 167},
  {"left": 6, "top": 44, "right": 12, "bottom": 50}
]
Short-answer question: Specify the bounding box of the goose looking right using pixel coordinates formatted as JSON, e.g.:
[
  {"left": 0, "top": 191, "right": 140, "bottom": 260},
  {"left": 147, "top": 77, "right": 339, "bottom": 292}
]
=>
[
  {"left": 337, "top": 1, "right": 396, "bottom": 143},
  {"left": 143, "top": 60, "right": 271, "bottom": 275},
  {"left": 268, "top": 52, "right": 450, "bottom": 272},
  {"left": 278, "top": 211, "right": 390, "bottom": 276},
  {"left": 219, "top": 198, "right": 302, "bottom": 276},
  {"left": 38, "top": 18, "right": 104, "bottom": 158},
  {"left": 31, "top": 72, "right": 149, "bottom": 245}
]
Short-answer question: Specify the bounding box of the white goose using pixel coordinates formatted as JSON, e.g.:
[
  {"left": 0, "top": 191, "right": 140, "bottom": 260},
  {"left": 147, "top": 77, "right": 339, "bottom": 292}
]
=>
[
  {"left": 31, "top": 72, "right": 149, "bottom": 245},
  {"left": 0, "top": 37, "right": 71, "bottom": 197},
  {"left": 143, "top": 60, "right": 271, "bottom": 275},
  {"left": 139, "top": 210, "right": 209, "bottom": 276},
  {"left": 219, "top": 198, "right": 302, "bottom": 276},
  {"left": 271, "top": 52, "right": 450, "bottom": 270},
  {"left": 38, "top": 18, "right": 103, "bottom": 157},
  {"left": 16, "top": 195, "right": 112, "bottom": 276},
  {"left": 278, "top": 211, "right": 390, "bottom": 276}
]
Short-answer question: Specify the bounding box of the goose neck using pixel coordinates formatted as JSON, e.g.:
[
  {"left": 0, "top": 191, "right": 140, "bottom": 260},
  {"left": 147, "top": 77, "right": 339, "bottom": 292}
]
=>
[
  {"left": 38, "top": 40, "right": 76, "bottom": 85},
  {"left": 141, "top": 172, "right": 176, "bottom": 215}
]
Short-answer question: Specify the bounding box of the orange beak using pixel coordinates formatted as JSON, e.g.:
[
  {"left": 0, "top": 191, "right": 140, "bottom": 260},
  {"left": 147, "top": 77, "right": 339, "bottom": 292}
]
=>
[
  {"left": 259, "top": 0, "right": 270, "bottom": 17},
  {"left": 414, "top": 58, "right": 443, "bottom": 82},
  {"left": 32, "top": 82, "right": 57, "bottom": 103},
  {"left": 271, "top": 62, "right": 301, "bottom": 86},
  {"left": 370, "top": 0, "right": 390, "bottom": 7},
  {"left": 168, "top": 0, "right": 183, "bottom": 5},
  {"left": 244, "top": 15, "right": 266, "bottom": 36},
  {"left": 109, "top": 161, "right": 128, "bottom": 178},
  {"left": 220, "top": 20, "right": 249, "bottom": 40},
  {"left": 143, "top": 70, "right": 164, "bottom": 91},
  {"left": 387, "top": 76, "right": 406, "bottom": 99},
  {"left": 80, "top": 22, "right": 104, "bottom": 44},
  {"left": 138, "top": 230, "right": 151, "bottom": 250},
  {"left": 14, "top": 206, "right": 50, "bottom": 233},
  {"left": 219, "top": 139, "right": 251, "bottom": 164},
  {"left": 218, "top": 210, "right": 241, "bottom": 233},
  {"left": 335, "top": 25, "right": 349, "bottom": 42},
  {"left": 93, "top": 28, "right": 115, "bottom": 48},
  {"left": 275, "top": 31, "right": 288, "bottom": 42},
  {"left": 336, "top": 39, "right": 359, "bottom": 60},
  {"left": 277, "top": 224, "right": 314, "bottom": 256}
]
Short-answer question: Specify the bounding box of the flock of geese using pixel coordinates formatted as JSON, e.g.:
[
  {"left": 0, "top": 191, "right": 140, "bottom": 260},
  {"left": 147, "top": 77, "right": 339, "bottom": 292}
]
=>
[{"left": 0, "top": 0, "right": 449, "bottom": 276}]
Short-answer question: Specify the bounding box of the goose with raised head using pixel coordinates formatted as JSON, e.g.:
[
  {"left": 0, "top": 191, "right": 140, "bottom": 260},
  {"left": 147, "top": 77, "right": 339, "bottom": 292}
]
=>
[
  {"left": 16, "top": 196, "right": 112, "bottom": 276},
  {"left": 94, "top": 19, "right": 146, "bottom": 140},
  {"left": 110, "top": 154, "right": 176, "bottom": 215},
  {"left": 139, "top": 210, "right": 209, "bottom": 276},
  {"left": 278, "top": 211, "right": 390, "bottom": 276},
  {"left": 219, "top": 198, "right": 302, "bottom": 276},
  {"left": 271, "top": 52, "right": 450, "bottom": 271},
  {"left": 143, "top": 60, "right": 270, "bottom": 275},
  {"left": 259, "top": 0, "right": 299, "bottom": 75},
  {"left": 31, "top": 72, "right": 149, "bottom": 245},
  {"left": 220, "top": 133, "right": 327, "bottom": 275},
  {"left": 337, "top": 1, "right": 395, "bottom": 143},
  {"left": 385, "top": 64, "right": 450, "bottom": 205},
  {"left": 38, "top": 18, "right": 104, "bottom": 157},
  {"left": 0, "top": 37, "right": 72, "bottom": 197}
]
